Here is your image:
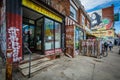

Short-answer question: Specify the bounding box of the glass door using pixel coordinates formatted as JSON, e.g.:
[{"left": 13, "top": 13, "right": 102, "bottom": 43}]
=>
[
  {"left": 22, "top": 24, "right": 35, "bottom": 49},
  {"left": 35, "top": 18, "right": 43, "bottom": 52}
]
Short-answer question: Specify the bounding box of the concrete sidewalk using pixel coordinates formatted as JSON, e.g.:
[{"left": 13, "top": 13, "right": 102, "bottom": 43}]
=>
[
  {"left": 1, "top": 46, "right": 120, "bottom": 80},
  {"left": 28, "top": 46, "right": 120, "bottom": 80},
  {"left": 0, "top": 58, "right": 5, "bottom": 80}
]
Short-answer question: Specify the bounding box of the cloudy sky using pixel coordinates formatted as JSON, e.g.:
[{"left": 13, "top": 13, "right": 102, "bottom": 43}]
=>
[{"left": 80, "top": 0, "right": 120, "bottom": 33}]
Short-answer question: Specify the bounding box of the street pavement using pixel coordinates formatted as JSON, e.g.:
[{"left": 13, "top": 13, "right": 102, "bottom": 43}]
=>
[
  {"left": 0, "top": 58, "right": 5, "bottom": 80},
  {"left": 28, "top": 46, "right": 120, "bottom": 80},
  {"left": 0, "top": 46, "right": 120, "bottom": 80}
]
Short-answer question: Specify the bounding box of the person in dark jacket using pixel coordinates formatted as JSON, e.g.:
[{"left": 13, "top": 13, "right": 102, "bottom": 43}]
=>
[
  {"left": 109, "top": 41, "right": 113, "bottom": 51},
  {"left": 104, "top": 42, "right": 108, "bottom": 52}
]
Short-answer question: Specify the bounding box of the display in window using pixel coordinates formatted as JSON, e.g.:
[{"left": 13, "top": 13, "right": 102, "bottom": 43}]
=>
[
  {"left": 36, "top": 18, "right": 43, "bottom": 50},
  {"left": 55, "top": 22, "right": 61, "bottom": 48},
  {"left": 45, "top": 18, "right": 54, "bottom": 50}
]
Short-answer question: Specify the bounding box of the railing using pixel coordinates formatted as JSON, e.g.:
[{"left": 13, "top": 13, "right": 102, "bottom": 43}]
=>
[{"left": 24, "top": 43, "right": 32, "bottom": 78}]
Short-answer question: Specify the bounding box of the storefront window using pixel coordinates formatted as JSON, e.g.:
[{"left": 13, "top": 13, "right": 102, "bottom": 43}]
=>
[
  {"left": 81, "top": 14, "right": 85, "bottom": 25},
  {"left": 44, "top": 18, "right": 54, "bottom": 50},
  {"left": 75, "top": 27, "right": 80, "bottom": 50},
  {"left": 80, "top": 30, "right": 84, "bottom": 40},
  {"left": 84, "top": 32, "right": 86, "bottom": 40},
  {"left": 55, "top": 22, "right": 61, "bottom": 48},
  {"left": 75, "top": 27, "right": 84, "bottom": 50}
]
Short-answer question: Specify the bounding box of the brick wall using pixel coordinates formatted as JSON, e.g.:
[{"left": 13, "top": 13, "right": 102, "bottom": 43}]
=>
[
  {"left": 50, "top": 0, "right": 91, "bottom": 28},
  {"left": 51, "top": 0, "right": 70, "bottom": 16},
  {"left": 102, "top": 5, "right": 114, "bottom": 22}
]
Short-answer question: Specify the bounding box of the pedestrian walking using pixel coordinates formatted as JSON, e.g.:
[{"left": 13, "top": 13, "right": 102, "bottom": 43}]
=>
[
  {"left": 109, "top": 41, "right": 113, "bottom": 51},
  {"left": 104, "top": 42, "right": 108, "bottom": 52}
]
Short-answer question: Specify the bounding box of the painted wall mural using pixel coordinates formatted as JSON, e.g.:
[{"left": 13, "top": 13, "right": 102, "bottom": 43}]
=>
[
  {"left": 0, "top": 0, "right": 6, "bottom": 58},
  {"left": 89, "top": 10, "right": 113, "bottom": 30}
]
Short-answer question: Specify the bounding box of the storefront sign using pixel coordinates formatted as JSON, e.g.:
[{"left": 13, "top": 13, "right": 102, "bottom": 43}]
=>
[
  {"left": 22, "top": 0, "right": 62, "bottom": 22},
  {"left": 92, "top": 30, "right": 114, "bottom": 38}
]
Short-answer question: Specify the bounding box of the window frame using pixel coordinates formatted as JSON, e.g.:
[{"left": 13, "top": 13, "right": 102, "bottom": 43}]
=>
[
  {"left": 81, "top": 14, "right": 85, "bottom": 25},
  {"left": 70, "top": 5, "right": 77, "bottom": 20}
]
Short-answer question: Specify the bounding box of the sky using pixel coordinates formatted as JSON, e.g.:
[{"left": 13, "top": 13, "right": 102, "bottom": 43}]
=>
[{"left": 80, "top": 0, "right": 120, "bottom": 34}]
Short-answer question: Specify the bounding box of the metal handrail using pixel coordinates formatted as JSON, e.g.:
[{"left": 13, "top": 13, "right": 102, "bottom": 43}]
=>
[{"left": 24, "top": 44, "right": 32, "bottom": 78}]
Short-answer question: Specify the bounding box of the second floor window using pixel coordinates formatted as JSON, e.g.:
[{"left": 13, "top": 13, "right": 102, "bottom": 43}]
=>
[
  {"left": 42, "top": 0, "right": 51, "bottom": 5},
  {"left": 87, "top": 21, "right": 90, "bottom": 28},
  {"left": 70, "top": 5, "right": 77, "bottom": 20},
  {"left": 81, "top": 14, "right": 85, "bottom": 25}
]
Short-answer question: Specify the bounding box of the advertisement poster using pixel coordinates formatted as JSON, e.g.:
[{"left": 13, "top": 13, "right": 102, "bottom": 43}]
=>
[{"left": 92, "top": 30, "right": 114, "bottom": 38}]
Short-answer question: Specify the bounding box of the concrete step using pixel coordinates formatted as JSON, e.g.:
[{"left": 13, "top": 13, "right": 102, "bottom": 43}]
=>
[
  {"left": 19, "top": 58, "right": 54, "bottom": 76},
  {"left": 19, "top": 58, "right": 50, "bottom": 70}
]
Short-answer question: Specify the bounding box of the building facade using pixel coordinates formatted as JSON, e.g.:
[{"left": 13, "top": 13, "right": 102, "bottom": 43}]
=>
[
  {"left": 0, "top": 0, "right": 91, "bottom": 62},
  {"left": 0, "top": 0, "right": 65, "bottom": 62},
  {"left": 89, "top": 5, "right": 115, "bottom": 43},
  {"left": 51, "top": 0, "right": 91, "bottom": 57}
]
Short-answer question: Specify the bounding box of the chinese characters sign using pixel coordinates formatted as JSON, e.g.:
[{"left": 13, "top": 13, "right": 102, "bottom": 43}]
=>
[{"left": 8, "top": 27, "right": 22, "bottom": 62}]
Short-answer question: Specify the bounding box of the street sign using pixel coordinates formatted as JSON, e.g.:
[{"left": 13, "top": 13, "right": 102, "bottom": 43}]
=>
[{"left": 114, "top": 13, "right": 119, "bottom": 21}]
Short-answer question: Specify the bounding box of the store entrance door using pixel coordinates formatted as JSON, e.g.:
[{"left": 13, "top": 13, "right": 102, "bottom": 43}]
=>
[
  {"left": 22, "top": 24, "right": 35, "bottom": 51},
  {"left": 35, "top": 18, "right": 44, "bottom": 54}
]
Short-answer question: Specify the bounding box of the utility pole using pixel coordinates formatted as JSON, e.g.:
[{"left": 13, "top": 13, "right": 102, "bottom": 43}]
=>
[{"left": 6, "top": 49, "right": 13, "bottom": 80}]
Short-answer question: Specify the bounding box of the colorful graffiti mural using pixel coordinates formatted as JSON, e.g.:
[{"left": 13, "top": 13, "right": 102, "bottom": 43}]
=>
[
  {"left": 0, "top": 0, "right": 6, "bottom": 58},
  {"left": 89, "top": 10, "right": 113, "bottom": 30}
]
